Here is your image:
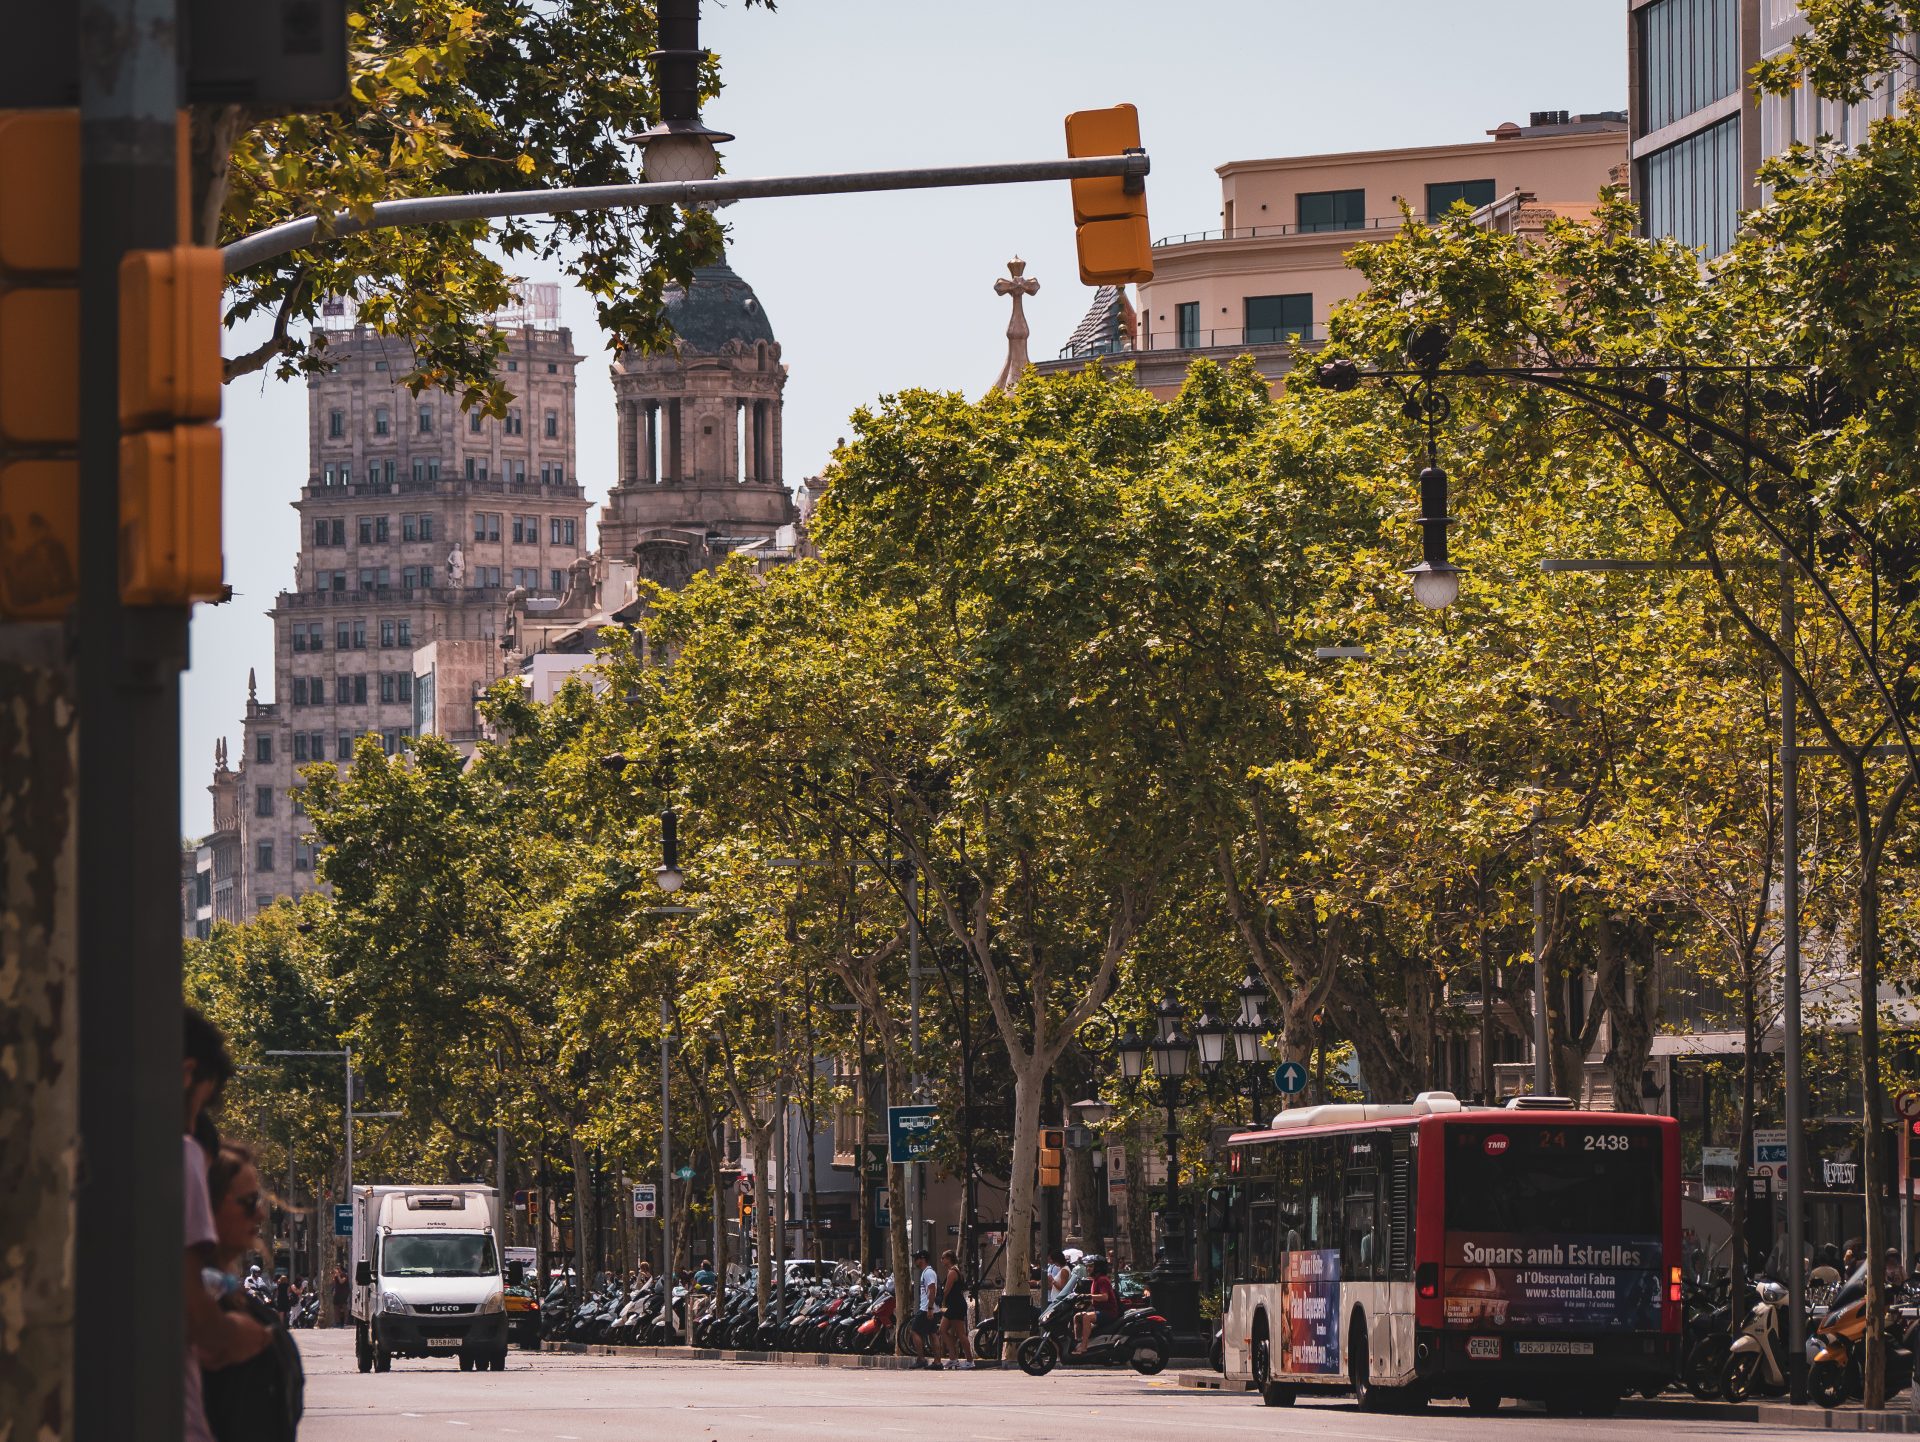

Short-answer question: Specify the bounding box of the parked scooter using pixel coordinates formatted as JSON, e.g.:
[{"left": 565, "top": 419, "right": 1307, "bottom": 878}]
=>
[
  {"left": 1721, "top": 1280, "right": 1791, "bottom": 1401},
  {"left": 1806, "top": 1266, "right": 1919, "bottom": 1408},
  {"left": 1015, "top": 1290, "right": 1173, "bottom": 1377}
]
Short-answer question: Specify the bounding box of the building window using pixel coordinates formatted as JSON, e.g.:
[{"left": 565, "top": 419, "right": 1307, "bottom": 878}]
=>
[
  {"left": 550, "top": 517, "right": 577, "bottom": 546},
  {"left": 309, "top": 731, "right": 325, "bottom": 758},
  {"left": 474, "top": 512, "right": 500, "bottom": 542},
  {"left": 294, "top": 838, "right": 314, "bottom": 872},
  {"left": 1426, "top": 179, "right": 1497, "bottom": 220},
  {"left": 1639, "top": 0, "right": 1739, "bottom": 133},
  {"left": 412, "top": 459, "right": 425, "bottom": 481},
  {"left": 402, "top": 567, "right": 417, "bottom": 591},
  {"left": 398, "top": 619, "right": 412, "bottom": 646},
  {"left": 294, "top": 733, "right": 309, "bottom": 761},
  {"left": 255, "top": 841, "right": 274, "bottom": 873},
  {"left": 551, "top": 569, "right": 565, "bottom": 593},
  {"left": 545, "top": 409, "right": 559, "bottom": 438},
  {"left": 256, "top": 734, "right": 272, "bottom": 763},
  {"left": 417, "top": 566, "right": 432, "bottom": 590},
  {"left": 337, "top": 733, "right": 353, "bottom": 760},
  {"left": 1243, "top": 293, "right": 1313, "bottom": 344},
  {"left": 328, "top": 409, "right": 344, "bottom": 438},
  {"left": 469, "top": 409, "right": 482, "bottom": 433},
  {"left": 256, "top": 785, "right": 274, "bottom": 817},
  {"left": 353, "top": 619, "right": 368, "bottom": 648},
  {"left": 332, "top": 570, "right": 347, "bottom": 592},
  {"left": 291, "top": 676, "right": 308, "bottom": 706},
  {"left": 334, "top": 620, "right": 350, "bottom": 650},
  {"left": 403, "top": 514, "right": 417, "bottom": 542},
  {"left": 293, "top": 627, "right": 308, "bottom": 654},
  {"left": 1176, "top": 301, "right": 1200, "bottom": 350},
  {"left": 418, "top": 514, "right": 433, "bottom": 542},
  {"left": 373, "top": 406, "right": 390, "bottom": 436},
  {"left": 382, "top": 729, "right": 409, "bottom": 755},
  {"left": 1639, "top": 114, "right": 1740, "bottom": 258},
  {"left": 548, "top": 362, "right": 557, "bottom": 374},
  {"left": 418, "top": 405, "right": 433, "bottom": 434},
  {"left": 374, "top": 359, "right": 388, "bottom": 372},
  {"left": 358, "top": 516, "right": 373, "bottom": 544},
  {"left": 427, "top": 459, "right": 440, "bottom": 481},
  {"left": 381, "top": 619, "right": 396, "bottom": 648},
  {"left": 505, "top": 408, "right": 523, "bottom": 436},
  {"left": 506, "top": 359, "right": 518, "bottom": 372},
  {"left": 1297, "top": 188, "right": 1366, "bottom": 232},
  {"left": 512, "top": 514, "right": 530, "bottom": 543},
  {"left": 329, "top": 519, "right": 345, "bottom": 546}
]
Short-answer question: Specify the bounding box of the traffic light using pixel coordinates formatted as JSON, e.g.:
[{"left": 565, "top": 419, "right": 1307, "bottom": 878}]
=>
[
  {"left": 1039, "top": 1127, "right": 1065, "bottom": 1189},
  {"left": 0, "top": 109, "right": 79, "bottom": 619},
  {"left": 0, "top": 109, "right": 223, "bottom": 618},
  {"left": 1064, "top": 103, "right": 1152, "bottom": 288},
  {"left": 739, "top": 1191, "right": 755, "bottom": 1227},
  {"left": 524, "top": 1188, "right": 540, "bottom": 1229}
]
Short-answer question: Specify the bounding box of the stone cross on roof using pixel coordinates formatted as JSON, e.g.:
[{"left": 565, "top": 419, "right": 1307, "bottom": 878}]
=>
[{"left": 990, "top": 257, "right": 1040, "bottom": 396}]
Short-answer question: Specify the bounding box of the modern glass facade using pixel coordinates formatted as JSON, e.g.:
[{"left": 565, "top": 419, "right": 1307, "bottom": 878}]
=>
[
  {"left": 1639, "top": 115, "right": 1740, "bottom": 257},
  {"left": 1638, "top": 0, "right": 1740, "bottom": 132}
]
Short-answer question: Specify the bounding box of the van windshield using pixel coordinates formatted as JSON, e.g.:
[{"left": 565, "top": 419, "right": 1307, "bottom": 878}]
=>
[{"left": 382, "top": 1233, "right": 498, "bottom": 1278}]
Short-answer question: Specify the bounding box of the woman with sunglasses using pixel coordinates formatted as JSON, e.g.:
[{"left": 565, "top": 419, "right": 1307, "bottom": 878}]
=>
[{"left": 201, "top": 1143, "right": 305, "bottom": 1441}]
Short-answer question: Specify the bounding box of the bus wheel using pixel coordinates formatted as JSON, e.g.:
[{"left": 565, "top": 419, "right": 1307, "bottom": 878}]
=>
[
  {"left": 1253, "top": 1323, "right": 1294, "bottom": 1406},
  {"left": 1349, "top": 1320, "right": 1382, "bottom": 1412},
  {"left": 1466, "top": 1387, "right": 1501, "bottom": 1416}
]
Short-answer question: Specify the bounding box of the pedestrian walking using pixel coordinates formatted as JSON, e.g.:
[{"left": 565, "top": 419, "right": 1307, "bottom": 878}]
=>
[
  {"left": 938, "top": 1250, "right": 973, "bottom": 1369},
  {"left": 910, "top": 1249, "right": 939, "bottom": 1365},
  {"left": 203, "top": 1142, "right": 304, "bottom": 1442},
  {"left": 1045, "top": 1249, "right": 1071, "bottom": 1305},
  {"left": 330, "top": 1265, "right": 349, "bottom": 1326},
  {"left": 183, "top": 1008, "right": 271, "bottom": 1442}
]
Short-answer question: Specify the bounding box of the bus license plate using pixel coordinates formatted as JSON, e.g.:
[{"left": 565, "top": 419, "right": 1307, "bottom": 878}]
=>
[
  {"left": 425, "top": 1337, "right": 462, "bottom": 1349},
  {"left": 1466, "top": 1337, "right": 1501, "bottom": 1360},
  {"left": 1515, "top": 1340, "right": 1593, "bottom": 1356}
]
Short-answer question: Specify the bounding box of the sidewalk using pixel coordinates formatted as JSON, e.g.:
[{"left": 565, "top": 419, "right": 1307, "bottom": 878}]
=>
[
  {"left": 1174, "top": 1372, "right": 1920, "bottom": 1431},
  {"left": 543, "top": 1340, "right": 958, "bottom": 1371}
]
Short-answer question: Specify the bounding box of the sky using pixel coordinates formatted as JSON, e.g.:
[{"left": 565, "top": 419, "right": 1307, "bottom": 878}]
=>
[{"left": 186, "top": 0, "right": 1626, "bottom": 835}]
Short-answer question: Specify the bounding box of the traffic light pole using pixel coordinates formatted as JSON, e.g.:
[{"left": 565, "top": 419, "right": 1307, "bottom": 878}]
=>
[
  {"left": 75, "top": 4, "right": 189, "bottom": 1441},
  {"left": 220, "top": 154, "right": 1151, "bottom": 273}
]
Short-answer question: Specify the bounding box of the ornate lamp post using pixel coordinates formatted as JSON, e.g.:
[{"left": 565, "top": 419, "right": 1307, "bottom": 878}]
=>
[{"left": 1232, "top": 972, "right": 1275, "bottom": 1124}]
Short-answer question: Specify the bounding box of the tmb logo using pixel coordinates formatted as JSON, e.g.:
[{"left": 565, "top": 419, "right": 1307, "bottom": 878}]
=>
[{"left": 1483, "top": 1133, "right": 1510, "bottom": 1157}]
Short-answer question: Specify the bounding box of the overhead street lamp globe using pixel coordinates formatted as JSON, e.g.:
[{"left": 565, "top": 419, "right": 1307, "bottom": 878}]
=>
[
  {"left": 1408, "top": 559, "right": 1461, "bottom": 611},
  {"left": 653, "top": 864, "right": 685, "bottom": 894}
]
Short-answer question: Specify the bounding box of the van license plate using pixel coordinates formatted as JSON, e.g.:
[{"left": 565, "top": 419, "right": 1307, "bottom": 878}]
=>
[
  {"left": 1515, "top": 1340, "right": 1593, "bottom": 1356},
  {"left": 1466, "top": 1337, "right": 1500, "bottom": 1360},
  {"left": 425, "top": 1337, "right": 462, "bottom": 1349}
]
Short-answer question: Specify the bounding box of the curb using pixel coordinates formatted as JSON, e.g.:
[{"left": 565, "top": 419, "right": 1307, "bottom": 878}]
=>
[
  {"left": 542, "top": 1341, "right": 947, "bottom": 1371},
  {"left": 1172, "top": 1374, "right": 1920, "bottom": 1431}
]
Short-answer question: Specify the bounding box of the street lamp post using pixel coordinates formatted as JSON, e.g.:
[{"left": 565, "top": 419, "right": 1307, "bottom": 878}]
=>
[{"left": 1146, "top": 996, "right": 1193, "bottom": 1265}]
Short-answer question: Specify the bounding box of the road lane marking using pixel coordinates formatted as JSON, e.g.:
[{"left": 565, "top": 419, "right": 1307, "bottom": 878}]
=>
[{"left": 448, "top": 1424, "right": 470, "bottom": 1429}]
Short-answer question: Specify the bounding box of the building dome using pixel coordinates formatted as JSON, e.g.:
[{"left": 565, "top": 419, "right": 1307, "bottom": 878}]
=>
[{"left": 662, "top": 261, "right": 776, "bottom": 353}]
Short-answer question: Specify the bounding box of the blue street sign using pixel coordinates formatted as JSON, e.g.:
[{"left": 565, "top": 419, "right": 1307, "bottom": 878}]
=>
[
  {"left": 887, "top": 1104, "right": 939, "bottom": 1164},
  {"left": 1274, "top": 1061, "right": 1307, "bottom": 1095},
  {"left": 334, "top": 1202, "right": 353, "bottom": 1237}
]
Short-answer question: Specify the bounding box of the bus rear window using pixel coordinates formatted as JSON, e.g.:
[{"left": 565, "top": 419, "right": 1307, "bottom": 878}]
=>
[{"left": 1443, "top": 1124, "right": 1660, "bottom": 1236}]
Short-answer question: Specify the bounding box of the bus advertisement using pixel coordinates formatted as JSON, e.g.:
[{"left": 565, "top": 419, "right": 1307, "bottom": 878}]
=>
[{"left": 1219, "top": 1091, "right": 1680, "bottom": 1416}]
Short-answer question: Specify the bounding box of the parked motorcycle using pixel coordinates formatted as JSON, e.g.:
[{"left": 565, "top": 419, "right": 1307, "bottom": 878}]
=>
[
  {"left": 1015, "top": 1291, "right": 1172, "bottom": 1377},
  {"left": 1806, "top": 1266, "right": 1920, "bottom": 1408},
  {"left": 1721, "top": 1280, "right": 1791, "bottom": 1401}
]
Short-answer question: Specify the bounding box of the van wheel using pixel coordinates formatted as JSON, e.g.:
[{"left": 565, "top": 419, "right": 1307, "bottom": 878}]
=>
[
  {"left": 373, "top": 1348, "right": 391, "bottom": 1373},
  {"left": 1466, "top": 1387, "right": 1501, "bottom": 1415},
  {"left": 459, "top": 1353, "right": 474, "bottom": 1372}
]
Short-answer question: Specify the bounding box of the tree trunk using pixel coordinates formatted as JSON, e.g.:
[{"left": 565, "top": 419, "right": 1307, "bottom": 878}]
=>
[
  {"left": 1001, "top": 1056, "right": 1047, "bottom": 1337},
  {"left": 568, "top": 1134, "right": 594, "bottom": 1289},
  {"left": 0, "top": 636, "right": 77, "bottom": 1442},
  {"left": 750, "top": 1126, "right": 772, "bottom": 1322}
]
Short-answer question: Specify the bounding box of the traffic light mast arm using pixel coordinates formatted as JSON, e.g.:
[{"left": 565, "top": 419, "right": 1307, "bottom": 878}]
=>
[{"left": 222, "top": 153, "right": 1152, "bottom": 274}]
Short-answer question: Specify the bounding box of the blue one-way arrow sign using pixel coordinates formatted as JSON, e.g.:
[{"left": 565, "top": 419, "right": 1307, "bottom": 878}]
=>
[{"left": 1274, "top": 1061, "right": 1307, "bottom": 1095}]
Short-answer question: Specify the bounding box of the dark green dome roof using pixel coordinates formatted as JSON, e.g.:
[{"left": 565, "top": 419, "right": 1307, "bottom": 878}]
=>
[{"left": 664, "top": 261, "right": 775, "bottom": 352}]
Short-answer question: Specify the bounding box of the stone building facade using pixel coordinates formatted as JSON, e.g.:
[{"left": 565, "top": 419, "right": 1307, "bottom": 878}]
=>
[
  {"left": 202, "top": 290, "right": 592, "bottom": 920},
  {"left": 180, "top": 740, "right": 242, "bottom": 938}
]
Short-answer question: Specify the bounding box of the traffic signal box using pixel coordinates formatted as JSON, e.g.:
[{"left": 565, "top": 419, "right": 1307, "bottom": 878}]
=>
[
  {"left": 0, "top": 108, "right": 224, "bottom": 619},
  {"left": 1063, "top": 103, "right": 1153, "bottom": 288},
  {"left": 1038, "top": 1127, "right": 1065, "bottom": 1189},
  {"left": 524, "top": 1188, "right": 540, "bottom": 1228}
]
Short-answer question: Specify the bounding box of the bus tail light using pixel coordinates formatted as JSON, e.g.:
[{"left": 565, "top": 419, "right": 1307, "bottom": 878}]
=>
[
  {"left": 1416, "top": 1262, "right": 1439, "bottom": 1299},
  {"left": 1667, "top": 1266, "right": 1682, "bottom": 1302}
]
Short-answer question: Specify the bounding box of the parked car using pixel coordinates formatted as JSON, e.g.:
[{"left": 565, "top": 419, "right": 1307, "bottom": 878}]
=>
[{"left": 505, "top": 1284, "right": 541, "bottom": 1350}]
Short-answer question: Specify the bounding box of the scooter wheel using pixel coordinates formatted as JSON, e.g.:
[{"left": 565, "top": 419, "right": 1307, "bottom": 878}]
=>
[
  {"left": 1809, "top": 1358, "right": 1850, "bottom": 1409},
  {"left": 1685, "top": 1334, "right": 1730, "bottom": 1400},
  {"left": 1130, "top": 1338, "right": 1168, "bottom": 1376},
  {"left": 1720, "top": 1351, "right": 1757, "bottom": 1403},
  {"left": 1017, "top": 1335, "right": 1059, "bottom": 1377}
]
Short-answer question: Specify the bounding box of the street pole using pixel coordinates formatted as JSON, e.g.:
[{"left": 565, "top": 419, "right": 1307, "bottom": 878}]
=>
[
  {"left": 74, "top": 4, "right": 185, "bottom": 1439},
  {"left": 906, "top": 864, "right": 924, "bottom": 1256},
  {"left": 1532, "top": 805, "right": 1550, "bottom": 1095},
  {"left": 774, "top": 1009, "right": 788, "bottom": 1322},
  {"left": 661, "top": 992, "right": 675, "bottom": 1341},
  {"left": 1781, "top": 555, "right": 1808, "bottom": 1404}
]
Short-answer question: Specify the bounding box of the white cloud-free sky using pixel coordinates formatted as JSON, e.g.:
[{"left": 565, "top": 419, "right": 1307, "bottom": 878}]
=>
[{"left": 187, "top": 0, "right": 1625, "bottom": 834}]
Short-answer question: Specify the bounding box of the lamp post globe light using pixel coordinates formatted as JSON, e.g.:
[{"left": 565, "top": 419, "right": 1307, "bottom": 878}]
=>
[
  {"left": 1116, "top": 1025, "right": 1148, "bottom": 1084},
  {"left": 1194, "top": 1006, "right": 1230, "bottom": 1075}
]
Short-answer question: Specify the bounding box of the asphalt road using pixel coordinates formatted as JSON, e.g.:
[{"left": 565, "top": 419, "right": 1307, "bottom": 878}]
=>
[{"left": 295, "top": 1329, "right": 1773, "bottom": 1442}]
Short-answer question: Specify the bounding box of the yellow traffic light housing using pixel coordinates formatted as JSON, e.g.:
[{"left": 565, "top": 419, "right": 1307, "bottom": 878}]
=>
[
  {"left": 1038, "top": 1127, "right": 1065, "bottom": 1189},
  {"left": 1064, "top": 104, "right": 1152, "bottom": 288}
]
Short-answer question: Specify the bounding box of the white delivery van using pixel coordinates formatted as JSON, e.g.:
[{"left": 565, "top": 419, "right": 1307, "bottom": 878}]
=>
[{"left": 351, "top": 1185, "right": 514, "bottom": 1373}]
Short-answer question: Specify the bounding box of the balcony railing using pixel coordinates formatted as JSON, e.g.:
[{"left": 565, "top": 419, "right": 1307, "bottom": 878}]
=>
[
  {"left": 276, "top": 585, "right": 506, "bottom": 609},
  {"left": 1058, "top": 326, "right": 1318, "bottom": 361},
  {"left": 303, "top": 477, "right": 586, "bottom": 500},
  {"left": 1152, "top": 216, "right": 1411, "bottom": 248}
]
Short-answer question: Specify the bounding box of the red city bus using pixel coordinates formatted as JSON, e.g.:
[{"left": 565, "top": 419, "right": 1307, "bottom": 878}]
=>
[{"left": 1219, "top": 1091, "right": 1680, "bottom": 1416}]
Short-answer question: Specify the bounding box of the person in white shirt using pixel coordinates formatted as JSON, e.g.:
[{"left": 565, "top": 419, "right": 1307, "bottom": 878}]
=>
[
  {"left": 911, "top": 1249, "right": 941, "bottom": 1364},
  {"left": 183, "top": 1009, "right": 271, "bottom": 1442}
]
